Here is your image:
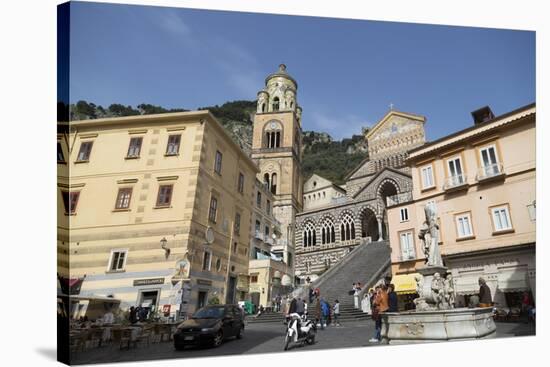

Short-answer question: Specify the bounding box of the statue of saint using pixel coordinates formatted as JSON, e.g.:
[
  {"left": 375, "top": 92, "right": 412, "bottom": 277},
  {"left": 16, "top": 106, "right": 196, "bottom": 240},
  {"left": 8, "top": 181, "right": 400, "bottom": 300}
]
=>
[
  {"left": 431, "top": 272, "right": 449, "bottom": 309},
  {"left": 422, "top": 205, "right": 443, "bottom": 267},
  {"left": 444, "top": 274, "right": 456, "bottom": 308}
]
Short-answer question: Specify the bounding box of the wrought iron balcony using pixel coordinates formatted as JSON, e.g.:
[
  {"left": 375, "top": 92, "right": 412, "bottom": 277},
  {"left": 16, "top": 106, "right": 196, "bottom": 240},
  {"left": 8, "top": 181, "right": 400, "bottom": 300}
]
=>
[
  {"left": 476, "top": 163, "right": 505, "bottom": 182},
  {"left": 386, "top": 192, "right": 413, "bottom": 207},
  {"left": 443, "top": 174, "right": 468, "bottom": 191}
]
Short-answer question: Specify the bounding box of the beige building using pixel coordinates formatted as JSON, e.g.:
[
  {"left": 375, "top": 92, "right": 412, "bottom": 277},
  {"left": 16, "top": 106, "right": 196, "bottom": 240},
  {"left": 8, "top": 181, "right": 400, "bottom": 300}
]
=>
[
  {"left": 302, "top": 174, "right": 346, "bottom": 211},
  {"left": 387, "top": 103, "right": 536, "bottom": 310},
  {"left": 57, "top": 110, "right": 259, "bottom": 318},
  {"left": 251, "top": 64, "right": 304, "bottom": 272},
  {"left": 247, "top": 178, "right": 293, "bottom": 308}
]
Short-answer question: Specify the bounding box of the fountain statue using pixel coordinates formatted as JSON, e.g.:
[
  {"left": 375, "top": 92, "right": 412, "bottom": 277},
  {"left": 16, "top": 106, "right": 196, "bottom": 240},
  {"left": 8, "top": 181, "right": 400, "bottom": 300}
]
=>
[{"left": 380, "top": 203, "right": 496, "bottom": 344}]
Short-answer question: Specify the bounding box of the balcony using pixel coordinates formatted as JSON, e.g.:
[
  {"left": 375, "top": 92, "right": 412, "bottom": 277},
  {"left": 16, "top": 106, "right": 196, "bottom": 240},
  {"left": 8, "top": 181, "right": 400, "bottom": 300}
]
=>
[
  {"left": 386, "top": 192, "right": 413, "bottom": 207},
  {"left": 398, "top": 253, "right": 417, "bottom": 262},
  {"left": 265, "top": 236, "right": 274, "bottom": 245},
  {"left": 254, "top": 230, "right": 264, "bottom": 241},
  {"left": 443, "top": 174, "right": 468, "bottom": 192},
  {"left": 475, "top": 163, "right": 505, "bottom": 183}
]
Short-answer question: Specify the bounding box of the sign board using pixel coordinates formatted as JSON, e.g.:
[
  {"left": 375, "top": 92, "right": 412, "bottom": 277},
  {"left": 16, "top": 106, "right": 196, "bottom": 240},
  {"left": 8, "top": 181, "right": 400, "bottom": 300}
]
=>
[
  {"left": 162, "top": 304, "right": 171, "bottom": 315},
  {"left": 236, "top": 274, "right": 250, "bottom": 291},
  {"left": 196, "top": 279, "right": 212, "bottom": 286},
  {"left": 133, "top": 278, "right": 165, "bottom": 286}
]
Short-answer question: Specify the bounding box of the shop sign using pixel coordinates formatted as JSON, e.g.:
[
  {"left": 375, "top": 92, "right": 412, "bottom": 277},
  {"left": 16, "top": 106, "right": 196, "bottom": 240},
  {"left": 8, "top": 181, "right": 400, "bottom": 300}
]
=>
[
  {"left": 196, "top": 279, "right": 212, "bottom": 286},
  {"left": 134, "top": 278, "right": 165, "bottom": 286},
  {"left": 237, "top": 274, "right": 250, "bottom": 291}
]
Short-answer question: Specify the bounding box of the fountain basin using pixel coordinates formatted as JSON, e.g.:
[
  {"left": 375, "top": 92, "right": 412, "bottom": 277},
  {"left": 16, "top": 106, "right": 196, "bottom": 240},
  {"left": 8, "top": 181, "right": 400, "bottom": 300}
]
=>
[{"left": 381, "top": 307, "right": 496, "bottom": 344}]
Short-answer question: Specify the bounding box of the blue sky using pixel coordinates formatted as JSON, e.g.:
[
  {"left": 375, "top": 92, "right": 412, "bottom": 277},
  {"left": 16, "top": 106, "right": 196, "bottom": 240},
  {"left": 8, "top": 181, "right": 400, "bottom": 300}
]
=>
[{"left": 68, "top": 2, "right": 535, "bottom": 140}]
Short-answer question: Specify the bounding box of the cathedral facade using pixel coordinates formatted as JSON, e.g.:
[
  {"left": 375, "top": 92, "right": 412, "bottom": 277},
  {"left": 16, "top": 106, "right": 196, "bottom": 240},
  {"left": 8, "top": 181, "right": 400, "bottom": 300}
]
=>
[{"left": 294, "top": 110, "right": 427, "bottom": 282}]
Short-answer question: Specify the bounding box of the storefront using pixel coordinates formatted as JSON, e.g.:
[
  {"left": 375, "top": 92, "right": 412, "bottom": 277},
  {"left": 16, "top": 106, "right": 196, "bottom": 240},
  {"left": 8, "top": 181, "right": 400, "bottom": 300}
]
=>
[
  {"left": 391, "top": 273, "right": 419, "bottom": 311},
  {"left": 446, "top": 244, "right": 535, "bottom": 310}
]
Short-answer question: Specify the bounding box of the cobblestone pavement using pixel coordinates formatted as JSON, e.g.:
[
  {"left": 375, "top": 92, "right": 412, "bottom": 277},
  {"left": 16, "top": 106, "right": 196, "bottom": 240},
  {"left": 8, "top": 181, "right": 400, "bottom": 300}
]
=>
[{"left": 71, "top": 321, "right": 535, "bottom": 365}]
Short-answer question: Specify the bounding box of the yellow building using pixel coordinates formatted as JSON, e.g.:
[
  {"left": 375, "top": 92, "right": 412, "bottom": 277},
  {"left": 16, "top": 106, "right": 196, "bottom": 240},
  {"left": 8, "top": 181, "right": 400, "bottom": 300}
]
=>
[
  {"left": 387, "top": 103, "right": 536, "bottom": 310},
  {"left": 57, "top": 110, "right": 259, "bottom": 318},
  {"left": 248, "top": 178, "right": 293, "bottom": 309}
]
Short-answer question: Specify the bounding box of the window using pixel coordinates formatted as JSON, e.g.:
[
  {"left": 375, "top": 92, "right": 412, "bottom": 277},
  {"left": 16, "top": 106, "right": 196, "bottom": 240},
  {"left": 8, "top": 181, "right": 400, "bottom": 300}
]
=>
[
  {"left": 109, "top": 250, "right": 127, "bottom": 272},
  {"left": 57, "top": 142, "right": 65, "bottom": 163},
  {"left": 232, "top": 242, "right": 238, "bottom": 254},
  {"left": 62, "top": 191, "right": 80, "bottom": 215},
  {"left": 237, "top": 173, "right": 244, "bottom": 194},
  {"left": 255, "top": 220, "right": 261, "bottom": 234},
  {"left": 266, "top": 200, "right": 271, "bottom": 215},
  {"left": 234, "top": 212, "right": 241, "bottom": 235},
  {"left": 202, "top": 251, "right": 212, "bottom": 271},
  {"left": 303, "top": 222, "right": 316, "bottom": 247},
  {"left": 77, "top": 141, "right": 93, "bottom": 162},
  {"left": 420, "top": 165, "right": 434, "bottom": 189},
  {"left": 265, "top": 225, "right": 270, "bottom": 238},
  {"left": 208, "top": 197, "right": 218, "bottom": 223},
  {"left": 215, "top": 258, "right": 222, "bottom": 272},
  {"left": 399, "top": 231, "right": 415, "bottom": 260},
  {"left": 271, "top": 173, "right": 277, "bottom": 194},
  {"left": 455, "top": 212, "right": 473, "bottom": 238},
  {"left": 115, "top": 188, "right": 132, "bottom": 209},
  {"left": 479, "top": 145, "right": 500, "bottom": 177},
  {"left": 272, "top": 97, "right": 280, "bottom": 111},
  {"left": 491, "top": 205, "right": 513, "bottom": 232},
  {"left": 321, "top": 218, "right": 336, "bottom": 244},
  {"left": 256, "top": 192, "right": 262, "bottom": 208},
  {"left": 400, "top": 207, "right": 409, "bottom": 222},
  {"left": 340, "top": 214, "right": 355, "bottom": 241},
  {"left": 250, "top": 274, "right": 258, "bottom": 283},
  {"left": 214, "top": 150, "right": 223, "bottom": 174},
  {"left": 447, "top": 157, "right": 465, "bottom": 185},
  {"left": 156, "top": 185, "right": 173, "bottom": 207},
  {"left": 126, "top": 137, "right": 142, "bottom": 158},
  {"left": 166, "top": 134, "right": 181, "bottom": 155}
]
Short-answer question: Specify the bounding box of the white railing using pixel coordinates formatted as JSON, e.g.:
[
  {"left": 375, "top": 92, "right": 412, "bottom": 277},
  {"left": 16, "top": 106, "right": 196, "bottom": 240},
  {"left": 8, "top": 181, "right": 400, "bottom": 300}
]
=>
[
  {"left": 399, "top": 253, "right": 417, "bottom": 261},
  {"left": 255, "top": 230, "right": 264, "bottom": 240},
  {"left": 476, "top": 163, "right": 504, "bottom": 181},
  {"left": 443, "top": 174, "right": 468, "bottom": 190},
  {"left": 386, "top": 192, "right": 413, "bottom": 207}
]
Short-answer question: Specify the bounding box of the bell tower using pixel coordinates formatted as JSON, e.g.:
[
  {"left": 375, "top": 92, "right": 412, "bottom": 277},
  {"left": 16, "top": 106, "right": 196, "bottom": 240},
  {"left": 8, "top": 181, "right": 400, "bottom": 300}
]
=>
[{"left": 251, "top": 64, "right": 303, "bottom": 272}]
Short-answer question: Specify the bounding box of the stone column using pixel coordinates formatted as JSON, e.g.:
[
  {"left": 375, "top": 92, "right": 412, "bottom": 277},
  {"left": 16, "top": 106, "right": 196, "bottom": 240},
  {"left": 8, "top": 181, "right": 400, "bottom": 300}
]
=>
[{"left": 377, "top": 216, "right": 383, "bottom": 241}]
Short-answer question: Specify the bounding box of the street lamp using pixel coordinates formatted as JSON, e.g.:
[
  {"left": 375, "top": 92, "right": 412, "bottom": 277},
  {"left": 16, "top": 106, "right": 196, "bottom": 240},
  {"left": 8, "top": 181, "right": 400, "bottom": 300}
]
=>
[{"left": 160, "top": 237, "right": 170, "bottom": 259}]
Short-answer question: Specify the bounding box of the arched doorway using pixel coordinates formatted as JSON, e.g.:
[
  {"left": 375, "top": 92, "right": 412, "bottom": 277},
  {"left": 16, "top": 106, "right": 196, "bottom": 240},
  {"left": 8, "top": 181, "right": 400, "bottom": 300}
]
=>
[
  {"left": 360, "top": 207, "right": 379, "bottom": 240},
  {"left": 378, "top": 180, "right": 399, "bottom": 240}
]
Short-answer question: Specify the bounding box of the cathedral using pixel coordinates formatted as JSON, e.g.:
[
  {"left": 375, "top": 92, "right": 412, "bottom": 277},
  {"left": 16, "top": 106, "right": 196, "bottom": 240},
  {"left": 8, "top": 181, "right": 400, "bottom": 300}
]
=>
[
  {"left": 293, "top": 110, "right": 427, "bottom": 282},
  {"left": 250, "top": 64, "right": 427, "bottom": 283}
]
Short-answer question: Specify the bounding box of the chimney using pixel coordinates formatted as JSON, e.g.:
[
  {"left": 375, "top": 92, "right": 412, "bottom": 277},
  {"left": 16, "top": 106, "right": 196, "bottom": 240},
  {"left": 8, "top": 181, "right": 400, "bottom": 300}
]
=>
[{"left": 471, "top": 106, "right": 495, "bottom": 125}]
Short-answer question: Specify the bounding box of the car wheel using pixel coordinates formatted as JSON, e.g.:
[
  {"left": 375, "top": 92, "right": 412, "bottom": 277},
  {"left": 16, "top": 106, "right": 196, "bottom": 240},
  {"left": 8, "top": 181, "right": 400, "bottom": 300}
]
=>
[
  {"left": 213, "top": 330, "right": 224, "bottom": 347},
  {"left": 236, "top": 326, "right": 244, "bottom": 339},
  {"left": 175, "top": 344, "right": 185, "bottom": 351}
]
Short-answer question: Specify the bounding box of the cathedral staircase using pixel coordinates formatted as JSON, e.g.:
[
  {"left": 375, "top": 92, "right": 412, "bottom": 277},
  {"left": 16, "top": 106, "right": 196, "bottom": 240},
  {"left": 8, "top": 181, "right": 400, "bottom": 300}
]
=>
[{"left": 248, "top": 240, "right": 391, "bottom": 324}]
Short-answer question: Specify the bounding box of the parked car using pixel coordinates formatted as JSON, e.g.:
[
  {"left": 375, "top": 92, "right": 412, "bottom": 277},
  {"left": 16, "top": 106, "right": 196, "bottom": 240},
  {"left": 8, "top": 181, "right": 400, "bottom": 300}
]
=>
[{"left": 173, "top": 304, "right": 244, "bottom": 350}]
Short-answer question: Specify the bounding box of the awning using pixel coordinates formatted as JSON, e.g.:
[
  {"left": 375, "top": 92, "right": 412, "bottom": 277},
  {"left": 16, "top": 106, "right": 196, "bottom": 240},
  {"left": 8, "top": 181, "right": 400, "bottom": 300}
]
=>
[
  {"left": 392, "top": 273, "right": 419, "bottom": 295},
  {"left": 497, "top": 271, "right": 529, "bottom": 293},
  {"left": 454, "top": 276, "right": 479, "bottom": 296}
]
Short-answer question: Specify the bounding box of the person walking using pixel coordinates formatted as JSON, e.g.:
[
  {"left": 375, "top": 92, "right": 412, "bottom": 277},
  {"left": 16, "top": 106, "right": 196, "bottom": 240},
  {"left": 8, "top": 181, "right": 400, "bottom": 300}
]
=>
[
  {"left": 314, "top": 296, "right": 322, "bottom": 329},
  {"left": 478, "top": 277, "right": 492, "bottom": 308},
  {"left": 369, "top": 285, "right": 389, "bottom": 343},
  {"left": 333, "top": 300, "right": 341, "bottom": 327},
  {"left": 388, "top": 284, "right": 398, "bottom": 312},
  {"left": 287, "top": 297, "right": 297, "bottom": 315},
  {"left": 361, "top": 291, "right": 372, "bottom": 314},
  {"left": 320, "top": 298, "right": 330, "bottom": 330}
]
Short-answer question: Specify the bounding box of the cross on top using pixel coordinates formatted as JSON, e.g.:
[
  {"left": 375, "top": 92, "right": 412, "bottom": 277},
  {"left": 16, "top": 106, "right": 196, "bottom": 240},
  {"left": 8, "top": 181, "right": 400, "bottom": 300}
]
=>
[{"left": 389, "top": 103, "right": 394, "bottom": 110}]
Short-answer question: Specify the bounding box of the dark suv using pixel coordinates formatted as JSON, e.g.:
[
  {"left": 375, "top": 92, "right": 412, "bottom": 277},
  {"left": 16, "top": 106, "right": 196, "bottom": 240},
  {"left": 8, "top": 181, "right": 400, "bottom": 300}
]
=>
[{"left": 174, "top": 304, "right": 244, "bottom": 350}]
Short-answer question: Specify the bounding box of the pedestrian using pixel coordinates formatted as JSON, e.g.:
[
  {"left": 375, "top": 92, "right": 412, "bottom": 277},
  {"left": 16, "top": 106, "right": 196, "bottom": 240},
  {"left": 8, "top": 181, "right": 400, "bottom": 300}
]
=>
[
  {"left": 369, "top": 285, "right": 388, "bottom": 343},
  {"left": 320, "top": 298, "right": 330, "bottom": 330},
  {"left": 275, "top": 294, "right": 282, "bottom": 312},
  {"left": 129, "top": 306, "right": 138, "bottom": 324},
  {"left": 478, "top": 277, "right": 492, "bottom": 308},
  {"left": 353, "top": 283, "right": 360, "bottom": 309},
  {"left": 388, "top": 284, "right": 398, "bottom": 312},
  {"left": 361, "top": 291, "right": 372, "bottom": 314},
  {"left": 308, "top": 287, "right": 314, "bottom": 303},
  {"left": 333, "top": 299, "right": 341, "bottom": 326},
  {"left": 314, "top": 297, "right": 322, "bottom": 329}
]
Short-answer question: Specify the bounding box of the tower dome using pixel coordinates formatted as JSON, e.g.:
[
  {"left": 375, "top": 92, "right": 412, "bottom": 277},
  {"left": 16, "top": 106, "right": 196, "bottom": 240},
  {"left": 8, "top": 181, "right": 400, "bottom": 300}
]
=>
[{"left": 265, "top": 64, "right": 298, "bottom": 90}]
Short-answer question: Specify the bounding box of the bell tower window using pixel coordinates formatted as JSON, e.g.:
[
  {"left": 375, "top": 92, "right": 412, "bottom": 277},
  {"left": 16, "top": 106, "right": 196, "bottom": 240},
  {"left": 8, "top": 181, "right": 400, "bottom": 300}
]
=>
[
  {"left": 271, "top": 173, "right": 277, "bottom": 194},
  {"left": 273, "top": 97, "right": 280, "bottom": 111},
  {"left": 263, "top": 173, "right": 270, "bottom": 190}
]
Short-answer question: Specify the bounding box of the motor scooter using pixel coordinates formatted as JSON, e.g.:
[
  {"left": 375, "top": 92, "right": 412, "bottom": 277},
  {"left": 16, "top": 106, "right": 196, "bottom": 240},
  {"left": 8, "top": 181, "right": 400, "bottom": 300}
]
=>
[{"left": 283, "top": 312, "right": 316, "bottom": 351}]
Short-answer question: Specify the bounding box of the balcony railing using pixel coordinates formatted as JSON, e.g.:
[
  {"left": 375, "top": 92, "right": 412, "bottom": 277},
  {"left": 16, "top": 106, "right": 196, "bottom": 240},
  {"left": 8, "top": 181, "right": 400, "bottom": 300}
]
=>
[
  {"left": 254, "top": 230, "right": 264, "bottom": 240},
  {"left": 398, "top": 253, "right": 417, "bottom": 261},
  {"left": 476, "top": 163, "right": 504, "bottom": 182},
  {"left": 386, "top": 192, "right": 413, "bottom": 207},
  {"left": 265, "top": 236, "right": 274, "bottom": 245},
  {"left": 443, "top": 174, "right": 468, "bottom": 191}
]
